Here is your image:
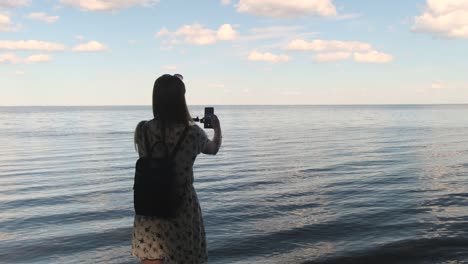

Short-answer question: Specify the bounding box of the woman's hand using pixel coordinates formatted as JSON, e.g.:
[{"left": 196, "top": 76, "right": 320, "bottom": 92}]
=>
[
  {"left": 211, "top": 115, "right": 220, "bottom": 131},
  {"left": 202, "top": 115, "right": 222, "bottom": 155}
]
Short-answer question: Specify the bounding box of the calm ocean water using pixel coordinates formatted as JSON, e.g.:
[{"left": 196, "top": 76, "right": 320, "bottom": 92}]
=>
[{"left": 1, "top": 105, "right": 468, "bottom": 264}]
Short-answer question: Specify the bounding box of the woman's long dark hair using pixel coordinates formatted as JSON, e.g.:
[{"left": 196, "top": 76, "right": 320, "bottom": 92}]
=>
[{"left": 152, "top": 74, "right": 192, "bottom": 126}]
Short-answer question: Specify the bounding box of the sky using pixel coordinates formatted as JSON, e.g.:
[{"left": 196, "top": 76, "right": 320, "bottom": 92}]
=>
[{"left": 1, "top": 0, "right": 468, "bottom": 105}]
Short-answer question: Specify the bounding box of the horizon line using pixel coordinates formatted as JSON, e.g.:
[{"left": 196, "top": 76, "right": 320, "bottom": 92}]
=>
[{"left": 1, "top": 103, "right": 468, "bottom": 107}]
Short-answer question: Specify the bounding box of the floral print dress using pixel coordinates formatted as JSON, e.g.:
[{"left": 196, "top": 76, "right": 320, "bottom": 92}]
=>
[{"left": 132, "top": 119, "right": 209, "bottom": 263}]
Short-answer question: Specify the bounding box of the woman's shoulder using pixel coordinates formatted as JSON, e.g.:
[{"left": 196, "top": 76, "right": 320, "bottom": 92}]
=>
[
  {"left": 136, "top": 120, "right": 204, "bottom": 136},
  {"left": 188, "top": 123, "right": 204, "bottom": 133},
  {"left": 134, "top": 120, "right": 149, "bottom": 141},
  {"left": 188, "top": 124, "right": 208, "bottom": 142},
  {"left": 135, "top": 120, "right": 151, "bottom": 134},
  {"left": 135, "top": 120, "right": 147, "bottom": 129}
]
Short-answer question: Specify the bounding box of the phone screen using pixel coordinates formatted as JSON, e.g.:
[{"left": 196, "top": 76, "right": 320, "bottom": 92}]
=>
[{"left": 204, "top": 107, "right": 214, "bottom": 129}]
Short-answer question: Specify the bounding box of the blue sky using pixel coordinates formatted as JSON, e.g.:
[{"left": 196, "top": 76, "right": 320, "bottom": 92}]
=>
[{"left": 1, "top": 0, "right": 467, "bottom": 105}]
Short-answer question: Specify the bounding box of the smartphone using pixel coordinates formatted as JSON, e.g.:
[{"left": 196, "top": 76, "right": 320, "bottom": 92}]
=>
[{"left": 204, "top": 107, "right": 214, "bottom": 129}]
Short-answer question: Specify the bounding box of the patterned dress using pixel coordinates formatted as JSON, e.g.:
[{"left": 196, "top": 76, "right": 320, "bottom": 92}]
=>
[{"left": 132, "top": 119, "right": 209, "bottom": 263}]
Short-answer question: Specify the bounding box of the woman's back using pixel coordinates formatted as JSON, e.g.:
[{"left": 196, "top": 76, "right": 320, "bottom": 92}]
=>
[{"left": 135, "top": 119, "right": 209, "bottom": 185}]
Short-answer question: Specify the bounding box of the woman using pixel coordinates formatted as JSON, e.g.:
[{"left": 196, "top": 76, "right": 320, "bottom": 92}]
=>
[{"left": 132, "top": 74, "right": 222, "bottom": 264}]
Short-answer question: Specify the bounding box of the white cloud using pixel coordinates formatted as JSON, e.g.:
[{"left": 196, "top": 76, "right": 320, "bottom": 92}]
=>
[
  {"left": 283, "top": 38, "right": 392, "bottom": 64},
  {"left": 331, "top": 13, "right": 361, "bottom": 21},
  {"left": 156, "top": 23, "right": 238, "bottom": 45},
  {"left": 431, "top": 81, "right": 446, "bottom": 89},
  {"left": 353, "top": 51, "right": 393, "bottom": 63},
  {"left": 156, "top": 27, "right": 170, "bottom": 37},
  {"left": 0, "top": 40, "right": 66, "bottom": 51},
  {"left": 13, "top": 70, "right": 25, "bottom": 75},
  {"left": 75, "top": 35, "right": 85, "bottom": 40},
  {"left": 217, "top": 24, "right": 237, "bottom": 40},
  {"left": 237, "top": 0, "right": 337, "bottom": 18},
  {"left": 250, "top": 26, "right": 302, "bottom": 36},
  {"left": 247, "top": 51, "right": 291, "bottom": 63},
  {"left": 314, "top": 52, "right": 351, "bottom": 62},
  {"left": 413, "top": 0, "right": 468, "bottom": 38},
  {"left": 240, "top": 26, "right": 318, "bottom": 43},
  {"left": 0, "top": 0, "right": 30, "bottom": 8},
  {"left": 162, "top": 65, "right": 177, "bottom": 71},
  {"left": 0, "top": 53, "right": 20, "bottom": 64},
  {"left": 208, "top": 83, "right": 225, "bottom": 88},
  {"left": 285, "top": 39, "right": 372, "bottom": 51},
  {"left": 27, "top": 12, "right": 60, "bottom": 23},
  {"left": 0, "top": 53, "right": 52, "bottom": 64},
  {"left": 59, "top": 0, "right": 158, "bottom": 11},
  {"left": 26, "top": 54, "right": 52, "bottom": 63},
  {"left": 175, "top": 24, "right": 216, "bottom": 45},
  {"left": 72, "top": 41, "right": 108, "bottom": 52},
  {"left": 0, "top": 14, "right": 9, "bottom": 24},
  {"left": 221, "top": 0, "right": 230, "bottom": 6},
  {"left": 0, "top": 14, "right": 21, "bottom": 32},
  {"left": 0, "top": 14, "right": 11, "bottom": 31}
]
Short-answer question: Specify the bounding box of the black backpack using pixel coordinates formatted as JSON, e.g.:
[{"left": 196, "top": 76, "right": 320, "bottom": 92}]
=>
[{"left": 133, "top": 121, "right": 189, "bottom": 218}]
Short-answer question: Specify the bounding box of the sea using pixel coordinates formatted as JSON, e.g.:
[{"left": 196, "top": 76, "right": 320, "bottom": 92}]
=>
[{"left": 1, "top": 105, "right": 468, "bottom": 264}]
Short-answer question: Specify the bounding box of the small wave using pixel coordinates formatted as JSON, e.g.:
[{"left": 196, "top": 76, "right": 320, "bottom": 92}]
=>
[
  {"left": 0, "top": 227, "right": 132, "bottom": 262},
  {"left": 1, "top": 188, "right": 129, "bottom": 209},
  {"left": 204, "top": 180, "right": 281, "bottom": 193},
  {"left": 422, "top": 193, "right": 468, "bottom": 207},
  {"left": 304, "top": 237, "right": 468, "bottom": 264},
  {"left": 7, "top": 130, "right": 132, "bottom": 139},
  {"left": 0, "top": 209, "right": 133, "bottom": 231}
]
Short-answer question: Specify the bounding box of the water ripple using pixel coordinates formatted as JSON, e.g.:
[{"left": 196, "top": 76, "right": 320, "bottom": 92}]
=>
[{"left": 1, "top": 105, "right": 468, "bottom": 264}]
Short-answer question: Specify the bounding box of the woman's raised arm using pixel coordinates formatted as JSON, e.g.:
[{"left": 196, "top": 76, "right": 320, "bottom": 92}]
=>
[{"left": 202, "top": 115, "right": 222, "bottom": 155}]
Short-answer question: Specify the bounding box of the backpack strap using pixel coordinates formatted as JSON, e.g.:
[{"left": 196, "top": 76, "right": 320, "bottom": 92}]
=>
[
  {"left": 145, "top": 120, "right": 169, "bottom": 158},
  {"left": 159, "top": 121, "right": 169, "bottom": 157},
  {"left": 146, "top": 121, "right": 188, "bottom": 159},
  {"left": 169, "top": 125, "right": 189, "bottom": 160}
]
